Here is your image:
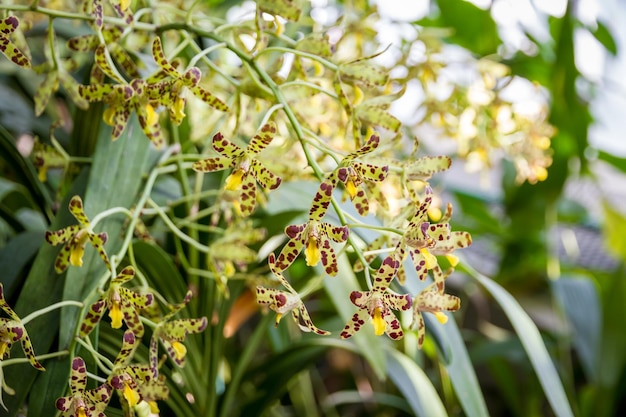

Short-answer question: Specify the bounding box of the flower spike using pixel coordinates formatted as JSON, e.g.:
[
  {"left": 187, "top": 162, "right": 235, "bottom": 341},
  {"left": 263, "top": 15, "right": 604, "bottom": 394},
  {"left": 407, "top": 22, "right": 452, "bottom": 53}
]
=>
[
  {"left": 80, "top": 266, "right": 154, "bottom": 337},
  {"left": 192, "top": 123, "right": 282, "bottom": 216},
  {"left": 45, "top": 195, "right": 110, "bottom": 273},
  {"left": 256, "top": 254, "right": 330, "bottom": 335},
  {"left": 340, "top": 255, "right": 412, "bottom": 340},
  {"left": 55, "top": 357, "right": 112, "bottom": 417},
  {"left": 0, "top": 284, "right": 45, "bottom": 371}
]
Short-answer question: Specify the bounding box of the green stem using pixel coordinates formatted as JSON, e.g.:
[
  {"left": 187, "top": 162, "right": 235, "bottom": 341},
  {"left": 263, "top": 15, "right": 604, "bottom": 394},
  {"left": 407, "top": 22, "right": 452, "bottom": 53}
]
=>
[
  {"left": 219, "top": 313, "right": 273, "bottom": 417},
  {"left": 146, "top": 199, "right": 211, "bottom": 253},
  {"left": 0, "top": 350, "right": 68, "bottom": 367},
  {"left": 20, "top": 300, "right": 83, "bottom": 325}
]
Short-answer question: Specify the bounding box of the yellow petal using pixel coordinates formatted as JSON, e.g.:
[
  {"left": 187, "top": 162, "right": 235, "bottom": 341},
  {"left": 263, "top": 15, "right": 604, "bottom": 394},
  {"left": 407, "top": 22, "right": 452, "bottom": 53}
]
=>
[
  {"left": 353, "top": 86, "right": 364, "bottom": 106},
  {"left": 434, "top": 311, "right": 448, "bottom": 324},
  {"left": 223, "top": 261, "right": 235, "bottom": 278},
  {"left": 172, "top": 341, "right": 187, "bottom": 361},
  {"left": 305, "top": 238, "right": 320, "bottom": 267},
  {"left": 70, "top": 244, "right": 85, "bottom": 267},
  {"left": 274, "top": 313, "right": 283, "bottom": 326},
  {"left": 124, "top": 382, "right": 141, "bottom": 407},
  {"left": 103, "top": 106, "right": 116, "bottom": 126},
  {"left": 346, "top": 180, "right": 358, "bottom": 200},
  {"left": 419, "top": 248, "right": 437, "bottom": 270},
  {"left": 109, "top": 302, "right": 123, "bottom": 329},
  {"left": 120, "top": 0, "right": 131, "bottom": 11},
  {"left": 77, "top": 407, "right": 88, "bottom": 417},
  {"left": 0, "top": 342, "right": 8, "bottom": 358},
  {"left": 37, "top": 167, "right": 48, "bottom": 182},
  {"left": 173, "top": 97, "right": 186, "bottom": 122},
  {"left": 446, "top": 254, "right": 459, "bottom": 267},
  {"left": 148, "top": 401, "right": 160, "bottom": 414},
  {"left": 145, "top": 103, "right": 158, "bottom": 126},
  {"left": 372, "top": 307, "right": 386, "bottom": 336},
  {"left": 225, "top": 169, "right": 245, "bottom": 191}
]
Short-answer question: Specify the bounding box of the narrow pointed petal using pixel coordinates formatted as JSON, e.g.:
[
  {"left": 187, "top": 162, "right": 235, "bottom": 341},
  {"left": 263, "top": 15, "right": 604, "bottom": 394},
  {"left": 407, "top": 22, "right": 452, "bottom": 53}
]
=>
[
  {"left": 340, "top": 309, "right": 369, "bottom": 339},
  {"left": 192, "top": 156, "right": 233, "bottom": 173},
  {"left": 250, "top": 159, "right": 282, "bottom": 190},
  {"left": 211, "top": 132, "right": 245, "bottom": 159},
  {"left": 247, "top": 122, "right": 276, "bottom": 155},
  {"left": 80, "top": 298, "right": 107, "bottom": 337}
]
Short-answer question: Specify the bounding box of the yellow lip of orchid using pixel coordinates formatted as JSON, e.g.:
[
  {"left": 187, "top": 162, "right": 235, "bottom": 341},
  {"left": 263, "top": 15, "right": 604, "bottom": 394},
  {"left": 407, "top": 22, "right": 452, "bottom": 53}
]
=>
[
  {"left": 70, "top": 244, "right": 85, "bottom": 267},
  {"left": 145, "top": 103, "right": 159, "bottom": 127},
  {"left": 345, "top": 179, "right": 358, "bottom": 200},
  {"left": 103, "top": 106, "right": 116, "bottom": 126},
  {"left": 171, "top": 341, "right": 187, "bottom": 361},
  {"left": 434, "top": 311, "right": 448, "bottom": 324},
  {"left": 120, "top": 0, "right": 131, "bottom": 11},
  {"left": 225, "top": 169, "right": 245, "bottom": 191},
  {"left": 419, "top": 248, "right": 437, "bottom": 270},
  {"left": 109, "top": 301, "right": 123, "bottom": 329},
  {"left": 77, "top": 406, "right": 88, "bottom": 417},
  {"left": 0, "top": 341, "right": 8, "bottom": 358},
  {"left": 173, "top": 97, "right": 186, "bottom": 120},
  {"left": 123, "top": 382, "right": 141, "bottom": 407},
  {"left": 372, "top": 307, "right": 386, "bottom": 336},
  {"left": 305, "top": 237, "right": 321, "bottom": 267}
]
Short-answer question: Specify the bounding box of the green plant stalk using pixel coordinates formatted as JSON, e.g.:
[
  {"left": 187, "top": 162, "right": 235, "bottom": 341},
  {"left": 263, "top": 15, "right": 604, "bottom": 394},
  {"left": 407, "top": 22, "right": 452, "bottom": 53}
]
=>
[
  {"left": 219, "top": 313, "right": 273, "bottom": 417},
  {"left": 20, "top": 300, "right": 83, "bottom": 325}
]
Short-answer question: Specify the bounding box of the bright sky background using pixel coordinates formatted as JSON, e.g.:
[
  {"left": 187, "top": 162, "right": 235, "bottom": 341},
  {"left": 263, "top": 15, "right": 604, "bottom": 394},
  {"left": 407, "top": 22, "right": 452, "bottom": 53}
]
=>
[{"left": 371, "top": 0, "right": 626, "bottom": 156}]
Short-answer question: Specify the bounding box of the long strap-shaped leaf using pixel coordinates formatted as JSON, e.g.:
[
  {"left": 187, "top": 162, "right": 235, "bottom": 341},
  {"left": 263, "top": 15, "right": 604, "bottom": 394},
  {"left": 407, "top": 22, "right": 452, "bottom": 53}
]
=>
[{"left": 459, "top": 261, "right": 575, "bottom": 417}]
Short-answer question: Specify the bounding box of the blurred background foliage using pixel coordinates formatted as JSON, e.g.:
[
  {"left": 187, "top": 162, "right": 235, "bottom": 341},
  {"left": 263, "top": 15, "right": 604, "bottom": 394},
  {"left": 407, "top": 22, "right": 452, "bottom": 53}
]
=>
[{"left": 1, "top": 0, "right": 626, "bottom": 416}]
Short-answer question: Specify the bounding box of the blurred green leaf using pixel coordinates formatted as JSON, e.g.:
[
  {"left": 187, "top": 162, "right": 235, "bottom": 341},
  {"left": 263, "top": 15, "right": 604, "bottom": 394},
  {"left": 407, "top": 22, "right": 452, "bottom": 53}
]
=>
[
  {"left": 386, "top": 348, "right": 448, "bottom": 417},
  {"left": 419, "top": 0, "right": 500, "bottom": 56},
  {"left": 589, "top": 21, "right": 617, "bottom": 55},
  {"left": 597, "top": 150, "right": 626, "bottom": 175},
  {"left": 552, "top": 275, "right": 601, "bottom": 383},
  {"left": 602, "top": 202, "right": 626, "bottom": 262},
  {"left": 0, "top": 230, "right": 44, "bottom": 299},
  {"left": 459, "top": 261, "right": 575, "bottom": 417}
]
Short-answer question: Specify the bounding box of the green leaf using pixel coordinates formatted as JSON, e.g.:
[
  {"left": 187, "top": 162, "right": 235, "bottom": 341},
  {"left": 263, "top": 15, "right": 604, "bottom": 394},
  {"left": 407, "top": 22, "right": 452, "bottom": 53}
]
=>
[
  {"left": 325, "top": 255, "right": 387, "bottom": 379},
  {"left": 589, "top": 21, "right": 617, "bottom": 55},
  {"left": 597, "top": 150, "right": 626, "bottom": 175},
  {"left": 133, "top": 240, "right": 188, "bottom": 305},
  {"left": 386, "top": 348, "right": 448, "bottom": 417},
  {"left": 0, "top": 230, "right": 44, "bottom": 299},
  {"left": 419, "top": 0, "right": 500, "bottom": 56},
  {"left": 459, "top": 262, "right": 575, "bottom": 417},
  {"left": 601, "top": 202, "right": 626, "bottom": 262},
  {"left": 552, "top": 275, "right": 601, "bottom": 383}
]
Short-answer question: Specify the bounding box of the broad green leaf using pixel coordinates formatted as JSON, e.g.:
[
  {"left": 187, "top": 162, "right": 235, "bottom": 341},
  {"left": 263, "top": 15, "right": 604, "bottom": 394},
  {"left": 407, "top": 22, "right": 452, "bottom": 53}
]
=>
[
  {"left": 133, "top": 240, "right": 188, "bottom": 305},
  {"left": 386, "top": 348, "right": 448, "bottom": 417},
  {"left": 459, "top": 262, "right": 575, "bottom": 417},
  {"left": 0, "top": 231, "right": 44, "bottom": 299},
  {"left": 552, "top": 275, "right": 601, "bottom": 383},
  {"left": 325, "top": 255, "right": 387, "bottom": 379},
  {"left": 597, "top": 150, "right": 626, "bottom": 175}
]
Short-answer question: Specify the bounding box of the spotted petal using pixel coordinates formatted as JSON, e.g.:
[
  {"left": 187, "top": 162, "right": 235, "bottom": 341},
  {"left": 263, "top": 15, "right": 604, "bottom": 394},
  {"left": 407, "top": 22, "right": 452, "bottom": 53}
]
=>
[
  {"left": 426, "top": 223, "right": 451, "bottom": 242},
  {"left": 250, "top": 159, "right": 281, "bottom": 190},
  {"left": 88, "top": 232, "right": 110, "bottom": 269},
  {"left": 408, "top": 248, "right": 430, "bottom": 282},
  {"left": 345, "top": 133, "right": 381, "bottom": 161},
  {"left": 94, "top": 44, "right": 124, "bottom": 83},
  {"left": 7, "top": 324, "right": 44, "bottom": 370},
  {"left": 339, "top": 309, "right": 369, "bottom": 339},
  {"left": 372, "top": 255, "right": 400, "bottom": 291},
  {"left": 119, "top": 290, "right": 147, "bottom": 336},
  {"left": 189, "top": 84, "right": 229, "bottom": 112},
  {"left": 431, "top": 231, "right": 472, "bottom": 255},
  {"left": 68, "top": 195, "right": 90, "bottom": 227},
  {"left": 0, "top": 285, "right": 19, "bottom": 321},
  {"left": 80, "top": 297, "right": 107, "bottom": 337},
  {"left": 151, "top": 37, "right": 180, "bottom": 77},
  {"left": 320, "top": 223, "right": 349, "bottom": 243},
  {"left": 318, "top": 235, "right": 339, "bottom": 276},
  {"left": 274, "top": 234, "right": 305, "bottom": 272},
  {"left": 113, "top": 330, "right": 139, "bottom": 367},
  {"left": 212, "top": 132, "right": 245, "bottom": 160},
  {"left": 0, "top": 17, "right": 31, "bottom": 68},
  {"left": 70, "top": 357, "right": 88, "bottom": 394},
  {"left": 192, "top": 156, "right": 233, "bottom": 173},
  {"left": 237, "top": 175, "right": 257, "bottom": 217},
  {"left": 353, "top": 161, "right": 388, "bottom": 183},
  {"left": 247, "top": 122, "right": 276, "bottom": 156},
  {"left": 405, "top": 156, "right": 452, "bottom": 181},
  {"left": 293, "top": 303, "right": 330, "bottom": 335},
  {"left": 52, "top": 240, "right": 75, "bottom": 273},
  {"left": 381, "top": 307, "right": 404, "bottom": 340},
  {"left": 308, "top": 175, "right": 339, "bottom": 221},
  {"left": 44, "top": 225, "right": 79, "bottom": 246}
]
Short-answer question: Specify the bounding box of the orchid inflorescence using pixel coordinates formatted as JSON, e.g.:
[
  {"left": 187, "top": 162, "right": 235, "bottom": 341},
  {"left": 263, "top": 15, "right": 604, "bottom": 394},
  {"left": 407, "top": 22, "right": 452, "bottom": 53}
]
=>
[{"left": 0, "top": 0, "right": 500, "bottom": 414}]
